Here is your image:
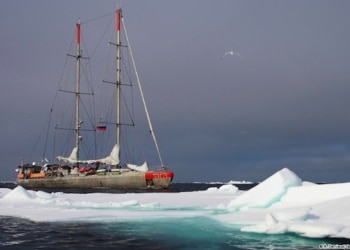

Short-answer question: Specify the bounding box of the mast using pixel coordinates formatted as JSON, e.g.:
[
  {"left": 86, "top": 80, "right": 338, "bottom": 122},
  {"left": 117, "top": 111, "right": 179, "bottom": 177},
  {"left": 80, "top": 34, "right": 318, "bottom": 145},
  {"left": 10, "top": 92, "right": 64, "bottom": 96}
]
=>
[
  {"left": 75, "top": 21, "right": 82, "bottom": 165},
  {"left": 116, "top": 9, "right": 122, "bottom": 161},
  {"left": 122, "top": 18, "right": 166, "bottom": 168}
]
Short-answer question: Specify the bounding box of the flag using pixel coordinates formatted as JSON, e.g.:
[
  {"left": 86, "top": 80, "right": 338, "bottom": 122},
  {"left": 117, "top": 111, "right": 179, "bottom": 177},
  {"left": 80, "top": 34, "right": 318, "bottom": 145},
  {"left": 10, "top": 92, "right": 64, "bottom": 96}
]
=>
[{"left": 96, "top": 126, "right": 107, "bottom": 132}]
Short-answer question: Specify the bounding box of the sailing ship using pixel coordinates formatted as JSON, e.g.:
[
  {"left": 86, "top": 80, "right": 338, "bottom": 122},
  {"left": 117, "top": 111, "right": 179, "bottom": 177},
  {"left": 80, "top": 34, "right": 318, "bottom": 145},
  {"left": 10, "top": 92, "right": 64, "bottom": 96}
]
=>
[{"left": 16, "top": 9, "right": 174, "bottom": 189}]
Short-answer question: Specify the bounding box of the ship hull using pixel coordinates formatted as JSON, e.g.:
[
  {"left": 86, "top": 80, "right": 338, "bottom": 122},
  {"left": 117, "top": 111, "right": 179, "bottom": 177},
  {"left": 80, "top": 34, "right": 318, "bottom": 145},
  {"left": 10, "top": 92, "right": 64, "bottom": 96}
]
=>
[{"left": 16, "top": 171, "right": 174, "bottom": 190}]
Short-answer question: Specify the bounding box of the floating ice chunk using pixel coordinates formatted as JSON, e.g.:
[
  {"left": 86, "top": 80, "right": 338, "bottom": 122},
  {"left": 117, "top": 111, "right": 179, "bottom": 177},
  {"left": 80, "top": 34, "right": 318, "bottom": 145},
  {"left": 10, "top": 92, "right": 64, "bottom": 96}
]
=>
[
  {"left": 227, "top": 168, "right": 302, "bottom": 211},
  {"left": 272, "top": 207, "right": 311, "bottom": 221},
  {"left": 2, "top": 186, "right": 34, "bottom": 201},
  {"left": 31, "top": 190, "right": 56, "bottom": 204},
  {"left": 288, "top": 222, "right": 344, "bottom": 238},
  {"left": 207, "top": 184, "right": 238, "bottom": 193},
  {"left": 302, "top": 181, "right": 317, "bottom": 186},
  {"left": 277, "top": 182, "right": 350, "bottom": 207},
  {"left": 216, "top": 204, "right": 227, "bottom": 210},
  {"left": 308, "top": 195, "right": 350, "bottom": 223},
  {"left": 239, "top": 208, "right": 343, "bottom": 238},
  {"left": 0, "top": 188, "right": 11, "bottom": 198},
  {"left": 54, "top": 198, "right": 72, "bottom": 207},
  {"left": 241, "top": 213, "right": 287, "bottom": 234},
  {"left": 218, "top": 184, "right": 238, "bottom": 193},
  {"left": 265, "top": 213, "right": 278, "bottom": 226},
  {"left": 227, "top": 180, "right": 253, "bottom": 184},
  {"left": 337, "top": 226, "right": 350, "bottom": 239},
  {"left": 57, "top": 199, "right": 140, "bottom": 209},
  {"left": 206, "top": 187, "right": 219, "bottom": 192},
  {"left": 140, "top": 202, "right": 161, "bottom": 209},
  {"left": 110, "top": 200, "right": 139, "bottom": 208},
  {"left": 35, "top": 190, "right": 54, "bottom": 200}
]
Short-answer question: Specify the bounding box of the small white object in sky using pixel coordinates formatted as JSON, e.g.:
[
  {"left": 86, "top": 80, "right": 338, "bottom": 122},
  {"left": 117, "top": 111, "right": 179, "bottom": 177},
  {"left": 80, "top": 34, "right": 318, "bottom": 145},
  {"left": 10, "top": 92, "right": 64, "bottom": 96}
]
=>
[{"left": 221, "top": 51, "right": 241, "bottom": 59}]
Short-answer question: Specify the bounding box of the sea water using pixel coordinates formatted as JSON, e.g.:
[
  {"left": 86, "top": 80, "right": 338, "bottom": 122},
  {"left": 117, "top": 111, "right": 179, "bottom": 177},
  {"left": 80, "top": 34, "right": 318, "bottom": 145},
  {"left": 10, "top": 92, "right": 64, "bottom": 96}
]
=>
[{"left": 1, "top": 215, "right": 347, "bottom": 250}]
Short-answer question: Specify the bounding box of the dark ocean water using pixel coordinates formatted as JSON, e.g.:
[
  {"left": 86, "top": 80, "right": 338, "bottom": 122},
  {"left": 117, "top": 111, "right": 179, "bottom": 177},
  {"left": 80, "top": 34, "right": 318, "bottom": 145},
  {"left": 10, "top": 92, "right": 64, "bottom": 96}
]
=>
[
  {"left": 2, "top": 216, "right": 348, "bottom": 250},
  {"left": 1, "top": 182, "right": 349, "bottom": 250}
]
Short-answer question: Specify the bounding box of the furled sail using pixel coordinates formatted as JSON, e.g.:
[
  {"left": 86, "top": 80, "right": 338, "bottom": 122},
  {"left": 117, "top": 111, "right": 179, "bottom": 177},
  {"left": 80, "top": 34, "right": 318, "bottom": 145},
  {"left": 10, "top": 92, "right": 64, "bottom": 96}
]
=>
[
  {"left": 56, "top": 147, "right": 78, "bottom": 164},
  {"left": 56, "top": 145, "right": 120, "bottom": 165},
  {"left": 94, "top": 144, "right": 120, "bottom": 165},
  {"left": 127, "top": 162, "right": 149, "bottom": 172}
]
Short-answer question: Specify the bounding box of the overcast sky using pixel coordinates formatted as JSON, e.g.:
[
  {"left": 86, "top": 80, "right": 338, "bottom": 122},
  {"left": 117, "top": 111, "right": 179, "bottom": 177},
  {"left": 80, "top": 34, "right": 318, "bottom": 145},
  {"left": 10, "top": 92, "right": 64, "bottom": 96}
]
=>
[{"left": 1, "top": 0, "right": 350, "bottom": 183}]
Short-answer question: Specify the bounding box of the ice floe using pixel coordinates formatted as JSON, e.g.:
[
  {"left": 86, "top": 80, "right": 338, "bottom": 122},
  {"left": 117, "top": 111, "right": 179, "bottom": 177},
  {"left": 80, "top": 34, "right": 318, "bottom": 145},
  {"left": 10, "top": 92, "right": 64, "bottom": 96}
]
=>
[{"left": 1, "top": 167, "right": 349, "bottom": 240}]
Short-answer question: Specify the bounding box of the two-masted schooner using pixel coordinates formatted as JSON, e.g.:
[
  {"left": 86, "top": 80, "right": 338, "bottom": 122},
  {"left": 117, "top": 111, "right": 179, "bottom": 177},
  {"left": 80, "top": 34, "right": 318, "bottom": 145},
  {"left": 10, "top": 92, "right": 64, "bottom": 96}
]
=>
[{"left": 16, "top": 9, "right": 174, "bottom": 189}]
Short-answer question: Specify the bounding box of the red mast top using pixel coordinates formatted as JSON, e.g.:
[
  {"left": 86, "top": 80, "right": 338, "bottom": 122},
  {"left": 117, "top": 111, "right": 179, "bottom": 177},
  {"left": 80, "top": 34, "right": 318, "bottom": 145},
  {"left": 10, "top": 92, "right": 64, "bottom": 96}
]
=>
[
  {"left": 116, "top": 9, "right": 122, "bottom": 31},
  {"left": 76, "top": 23, "right": 81, "bottom": 44}
]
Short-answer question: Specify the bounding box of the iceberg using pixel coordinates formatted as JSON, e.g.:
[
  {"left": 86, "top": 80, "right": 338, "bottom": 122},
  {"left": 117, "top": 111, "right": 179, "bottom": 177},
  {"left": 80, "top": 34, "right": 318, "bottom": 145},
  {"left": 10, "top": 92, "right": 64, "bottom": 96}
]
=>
[
  {"left": 219, "top": 168, "right": 350, "bottom": 239},
  {"left": 227, "top": 168, "right": 302, "bottom": 211}
]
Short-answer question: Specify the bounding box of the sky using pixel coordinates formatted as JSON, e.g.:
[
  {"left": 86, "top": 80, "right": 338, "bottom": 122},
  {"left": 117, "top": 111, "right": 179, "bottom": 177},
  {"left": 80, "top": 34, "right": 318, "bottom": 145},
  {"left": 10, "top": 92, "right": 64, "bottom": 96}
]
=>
[{"left": 1, "top": 0, "right": 350, "bottom": 182}]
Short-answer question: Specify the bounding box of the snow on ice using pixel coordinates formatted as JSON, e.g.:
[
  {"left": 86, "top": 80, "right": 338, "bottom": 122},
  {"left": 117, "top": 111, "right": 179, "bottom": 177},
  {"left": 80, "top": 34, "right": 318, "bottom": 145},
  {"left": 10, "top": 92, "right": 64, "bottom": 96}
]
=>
[{"left": 1, "top": 167, "right": 350, "bottom": 239}]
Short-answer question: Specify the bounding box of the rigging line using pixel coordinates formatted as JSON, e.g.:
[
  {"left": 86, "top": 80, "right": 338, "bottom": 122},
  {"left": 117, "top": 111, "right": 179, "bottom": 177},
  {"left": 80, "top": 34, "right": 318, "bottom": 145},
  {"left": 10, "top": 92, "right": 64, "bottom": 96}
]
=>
[
  {"left": 56, "top": 26, "right": 77, "bottom": 94},
  {"left": 128, "top": 125, "right": 152, "bottom": 164},
  {"left": 52, "top": 37, "right": 75, "bottom": 111},
  {"left": 28, "top": 113, "right": 50, "bottom": 163},
  {"left": 91, "top": 85, "right": 97, "bottom": 160},
  {"left": 85, "top": 14, "right": 114, "bottom": 61},
  {"left": 99, "top": 88, "right": 135, "bottom": 127},
  {"left": 53, "top": 128, "right": 56, "bottom": 163},
  {"left": 100, "top": 33, "right": 116, "bottom": 118},
  {"left": 120, "top": 126, "right": 132, "bottom": 163},
  {"left": 102, "top": 33, "right": 114, "bottom": 81},
  {"left": 119, "top": 50, "right": 135, "bottom": 128},
  {"left": 80, "top": 32, "right": 96, "bottom": 97},
  {"left": 79, "top": 58, "right": 95, "bottom": 95},
  {"left": 100, "top": 87, "right": 116, "bottom": 126},
  {"left": 71, "top": 25, "right": 97, "bottom": 155},
  {"left": 42, "top": 108, "right": 53, "bottom": 162},
  {"left": 120, "top": 85, "right": 135, "bottom": 126},
  {"left": 80, "top": 98, "right": 96, "bottom": 129},
  {"left": 34, "top": 29, "right": 76, "bottom": 163},
  {"left": 81, "top": 10, "right": 115, "bottom": 25},
  {"left": 123, "top": 18, "right": 165, "bottom": 168},
  {"left": 120, "top": 44, "right": 135, "bottom": 121},
  {"left": 121, "top": 49, "right": 133, "bottom": 85},
  {"left": 117, "top": 0, "right": 122, "bottom": 10},
  {"left": 141, "top": 132, "right": 153, "bottom": 161}
]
